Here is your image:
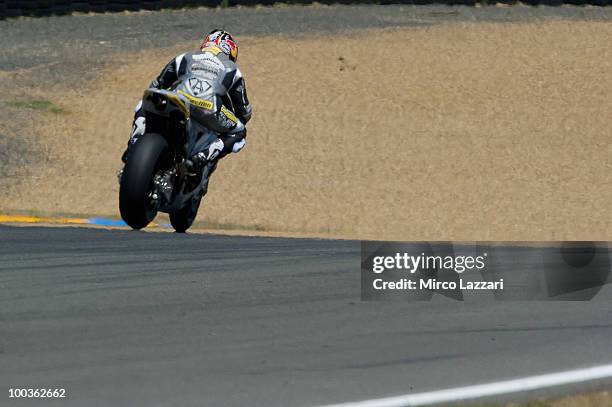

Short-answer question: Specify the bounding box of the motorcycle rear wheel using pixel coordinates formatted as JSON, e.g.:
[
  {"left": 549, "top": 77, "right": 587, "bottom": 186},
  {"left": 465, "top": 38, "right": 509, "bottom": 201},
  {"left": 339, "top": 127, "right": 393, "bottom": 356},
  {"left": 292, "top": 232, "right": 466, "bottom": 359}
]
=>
[
  {"left": 169, "top": 194, "right": 202, "bottom": 233},
  {"left": 119, "top": 133, "right": 168, "bottom": 230}
]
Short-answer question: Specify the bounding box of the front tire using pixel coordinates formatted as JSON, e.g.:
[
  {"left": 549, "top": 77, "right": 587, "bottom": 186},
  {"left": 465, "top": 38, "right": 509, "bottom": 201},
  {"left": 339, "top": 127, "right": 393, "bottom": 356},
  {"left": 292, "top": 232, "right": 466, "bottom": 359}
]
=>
[
  {"left": 170, "top": 194, "right": 202, "bottom": 233},
  {"left": 119, "top": 133, "right": 168, "bottom": 230}
]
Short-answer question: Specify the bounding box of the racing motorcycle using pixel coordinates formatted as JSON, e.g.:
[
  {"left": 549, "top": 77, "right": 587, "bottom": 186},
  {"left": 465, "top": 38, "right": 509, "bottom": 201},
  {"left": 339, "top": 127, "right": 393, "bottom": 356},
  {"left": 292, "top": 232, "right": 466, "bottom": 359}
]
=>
[{"left": 119, "top": 82, "right": 220, "bottom": 233}]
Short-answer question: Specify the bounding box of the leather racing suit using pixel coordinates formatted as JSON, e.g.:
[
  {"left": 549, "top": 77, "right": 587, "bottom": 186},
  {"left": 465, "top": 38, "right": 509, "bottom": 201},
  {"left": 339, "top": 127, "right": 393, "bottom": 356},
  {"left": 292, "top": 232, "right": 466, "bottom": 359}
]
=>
[{"left": 124, "top": 47, "right": 252, "bottom": 163}]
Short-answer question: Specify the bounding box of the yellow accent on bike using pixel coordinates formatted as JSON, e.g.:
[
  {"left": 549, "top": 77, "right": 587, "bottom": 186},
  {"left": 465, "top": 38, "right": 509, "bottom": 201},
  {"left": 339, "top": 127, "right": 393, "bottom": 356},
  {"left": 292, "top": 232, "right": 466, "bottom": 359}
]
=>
[
  {"left": 220, "top": 105, "right": 238, "bottom": 123},
  {"left": 143, "top": 89, "right": 190, "bottom": 118},
  {"left": 178, "top": 90, "right": 214, "bottom": 110},
  {"left": 165, "top": 93, "right": 190, "bottom": 117}
]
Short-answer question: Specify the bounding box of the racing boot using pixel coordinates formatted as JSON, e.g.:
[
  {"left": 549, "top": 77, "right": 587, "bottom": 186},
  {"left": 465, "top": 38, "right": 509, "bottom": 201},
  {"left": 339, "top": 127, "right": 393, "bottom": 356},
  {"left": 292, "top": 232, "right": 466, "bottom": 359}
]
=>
[
  {"left": 118, "top": 116, "right": 146, "bottom": 184},
  {"left": 121, "top": 117, "right": 146, "bottom": 164},
  {"left": 184, "top": 138, "right": 225, "bottom": 176}
]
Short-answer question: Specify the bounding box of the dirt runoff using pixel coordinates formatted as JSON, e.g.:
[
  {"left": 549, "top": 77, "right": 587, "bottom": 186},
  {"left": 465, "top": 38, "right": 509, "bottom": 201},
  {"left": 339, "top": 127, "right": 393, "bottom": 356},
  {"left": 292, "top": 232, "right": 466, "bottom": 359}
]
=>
[
  {"left": 2, "top": 21, "right": 611, "bottom": 240},
  {"left": 507, "top": 390, "right": 612, "bottom": 407}
]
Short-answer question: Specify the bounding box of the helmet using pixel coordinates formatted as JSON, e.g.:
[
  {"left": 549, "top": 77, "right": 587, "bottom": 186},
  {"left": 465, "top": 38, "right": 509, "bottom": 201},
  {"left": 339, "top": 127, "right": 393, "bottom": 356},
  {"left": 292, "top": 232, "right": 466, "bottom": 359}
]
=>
[{"left": 201, "top": 29, "right": 238, "bottom": 62}]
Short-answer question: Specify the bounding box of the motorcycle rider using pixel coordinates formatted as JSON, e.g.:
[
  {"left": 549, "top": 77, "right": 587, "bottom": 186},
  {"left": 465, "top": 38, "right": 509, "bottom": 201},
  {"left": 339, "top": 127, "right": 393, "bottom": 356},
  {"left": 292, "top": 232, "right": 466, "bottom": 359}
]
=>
[{"left": 122, "top": 29, "right": 252, "bottom": 172}]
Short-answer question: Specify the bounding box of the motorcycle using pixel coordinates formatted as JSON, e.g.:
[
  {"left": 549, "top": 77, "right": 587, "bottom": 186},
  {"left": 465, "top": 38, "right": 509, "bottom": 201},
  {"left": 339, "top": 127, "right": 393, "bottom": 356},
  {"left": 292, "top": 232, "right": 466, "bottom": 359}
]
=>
[{"left": 119, "top": 82, "right": 220, "bottom": 233}]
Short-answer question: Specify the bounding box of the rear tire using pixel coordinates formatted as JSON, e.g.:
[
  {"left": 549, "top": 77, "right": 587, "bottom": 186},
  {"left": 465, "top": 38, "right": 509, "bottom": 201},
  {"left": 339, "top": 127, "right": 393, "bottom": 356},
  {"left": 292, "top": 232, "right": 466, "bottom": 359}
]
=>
[
  {"left": 170, "top": 194, "right": 202, "bottom": 233},
  {"left": 119, "top": 133, "right": 168, "bottom": 230}
]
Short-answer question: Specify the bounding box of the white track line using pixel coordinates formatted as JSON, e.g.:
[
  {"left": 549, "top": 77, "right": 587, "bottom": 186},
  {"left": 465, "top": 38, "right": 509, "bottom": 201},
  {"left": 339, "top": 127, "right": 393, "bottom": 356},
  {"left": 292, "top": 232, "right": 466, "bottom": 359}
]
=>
[{"left": 317, "top": 363, "right": 612, "bottom": 407}]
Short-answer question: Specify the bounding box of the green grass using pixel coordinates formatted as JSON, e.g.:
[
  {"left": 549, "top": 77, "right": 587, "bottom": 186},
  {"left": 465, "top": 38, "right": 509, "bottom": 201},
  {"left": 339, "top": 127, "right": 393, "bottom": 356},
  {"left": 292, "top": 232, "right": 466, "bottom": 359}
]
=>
[{"left": 5, "top": 99, "right": 65, "bottom": 114}]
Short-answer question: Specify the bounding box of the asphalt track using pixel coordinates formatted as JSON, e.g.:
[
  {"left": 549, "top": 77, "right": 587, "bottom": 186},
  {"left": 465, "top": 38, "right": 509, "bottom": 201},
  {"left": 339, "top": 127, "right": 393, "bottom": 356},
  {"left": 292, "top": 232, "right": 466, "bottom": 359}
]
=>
[{"left": 1, "top": 225, "right": 612, "bottom": 406}]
